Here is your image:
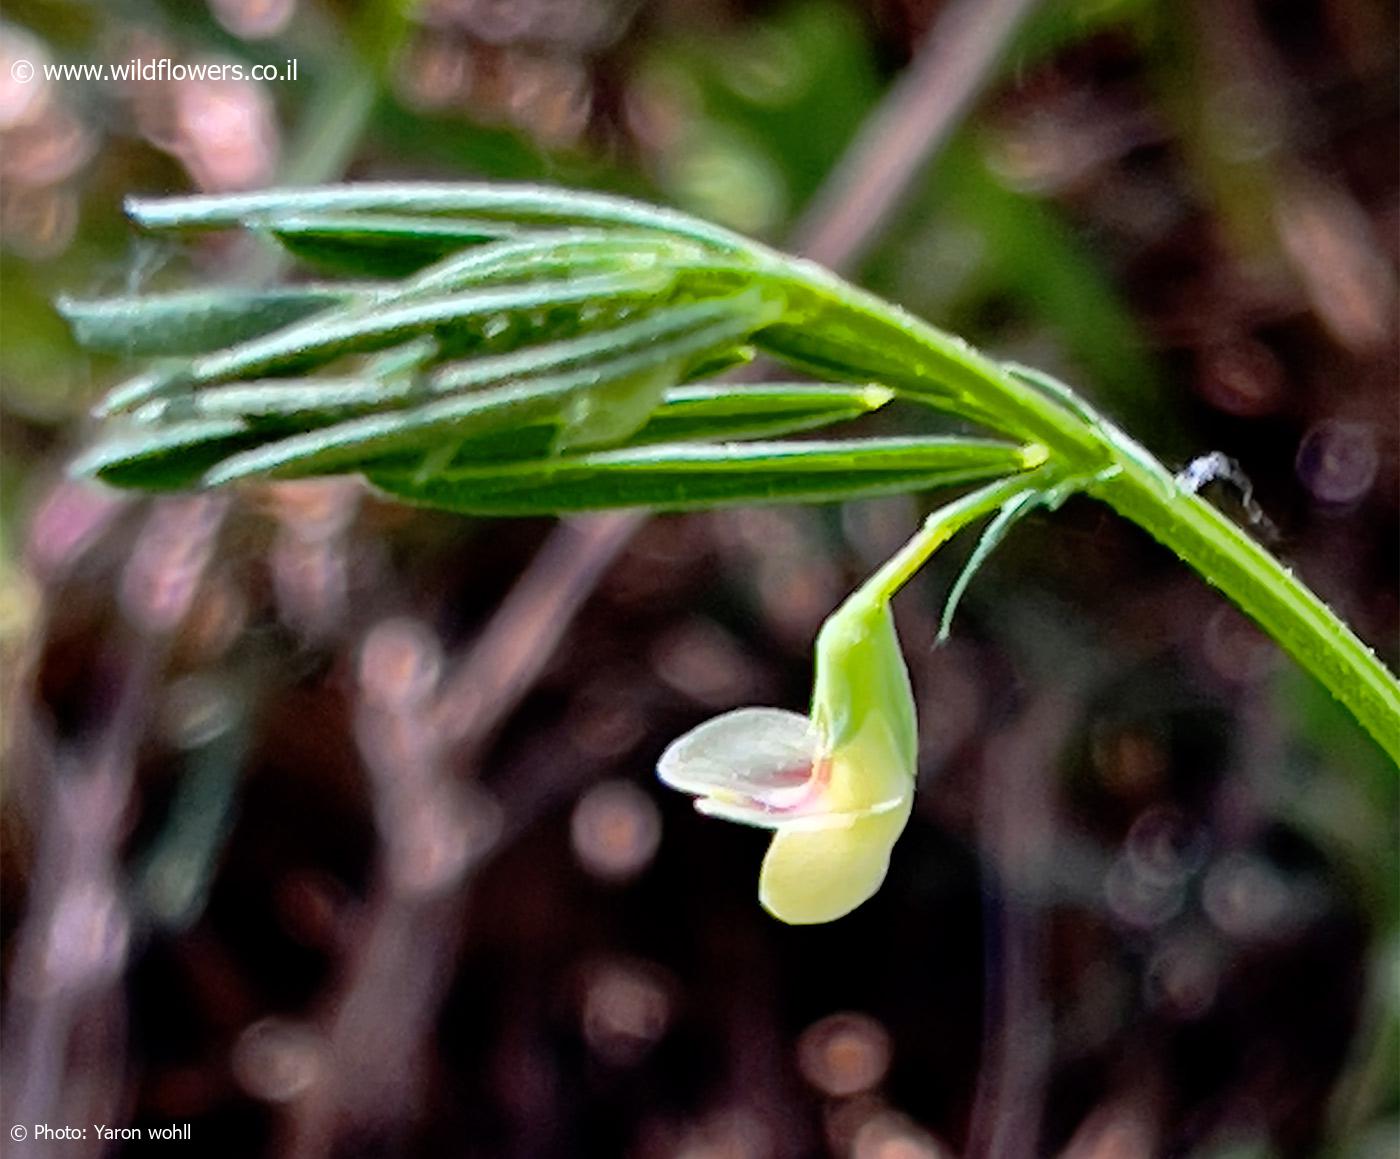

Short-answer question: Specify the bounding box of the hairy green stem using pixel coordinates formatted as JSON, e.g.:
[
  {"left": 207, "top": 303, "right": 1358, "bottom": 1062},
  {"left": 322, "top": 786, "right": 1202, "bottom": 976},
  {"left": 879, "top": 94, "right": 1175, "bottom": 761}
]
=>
[
  {"left": 1095, "top": 458, "right": 1400, "bottom": 764},
  {"left": 772, "top": 260, "right": 1400, "bottom": 765}
]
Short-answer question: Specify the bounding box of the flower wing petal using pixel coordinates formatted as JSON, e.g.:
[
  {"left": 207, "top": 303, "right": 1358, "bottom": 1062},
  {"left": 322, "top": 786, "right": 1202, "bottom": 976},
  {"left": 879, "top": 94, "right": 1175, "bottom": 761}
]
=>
[{"left": 657, "top": 707, "right": 823, "bottom": 825}]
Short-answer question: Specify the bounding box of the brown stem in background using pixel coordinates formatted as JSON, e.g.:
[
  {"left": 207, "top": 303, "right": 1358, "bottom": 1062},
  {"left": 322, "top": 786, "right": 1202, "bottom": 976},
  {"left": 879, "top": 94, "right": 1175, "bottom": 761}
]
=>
[
  {"left": 964, "top": 690, "right": 1071, "bottom": 1159},
  {"left": 435, "top": 512, "right": 646, "bottom": 761},
  {"left": 284, "top": 616, "right": 482, "bottom": 1159},
  {"left": 1, "top": 495, "right": 229, "bottom": 1159},
  {"left": 1191, "top": 0, "right": 1396, "bottom": 355},
  {"left": 790, "top": 0, "right": 1043, "bottom": 271}
]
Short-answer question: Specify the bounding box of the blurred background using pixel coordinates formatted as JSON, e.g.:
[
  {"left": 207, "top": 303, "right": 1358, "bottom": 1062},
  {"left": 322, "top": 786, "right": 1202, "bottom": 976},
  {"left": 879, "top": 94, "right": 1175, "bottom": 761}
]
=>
[{"left": 1, "top": 1, "right": 1397, "bottom": 1156}]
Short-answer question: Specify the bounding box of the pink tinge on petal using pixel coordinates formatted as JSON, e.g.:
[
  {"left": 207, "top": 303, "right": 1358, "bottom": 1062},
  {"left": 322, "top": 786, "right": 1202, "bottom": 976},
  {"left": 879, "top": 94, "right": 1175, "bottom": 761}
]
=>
[
  {"left": 690, "top": 754, "right": 836, "bottom": 829},
  {"left": 747, "top": 754, "right": 833, "bottom": 816}
]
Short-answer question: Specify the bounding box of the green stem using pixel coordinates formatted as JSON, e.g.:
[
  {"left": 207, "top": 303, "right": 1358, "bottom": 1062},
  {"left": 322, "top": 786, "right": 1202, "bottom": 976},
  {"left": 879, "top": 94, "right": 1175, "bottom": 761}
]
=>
[
  {"left": 771, "top": 262, "right": 1400, "bottom": 765},
  {"left": 863, "top": 468, "right": 1060, "bottom": 606},
  {"left": 1094, "top": 456, "right": 1400, "bottom": 764}
]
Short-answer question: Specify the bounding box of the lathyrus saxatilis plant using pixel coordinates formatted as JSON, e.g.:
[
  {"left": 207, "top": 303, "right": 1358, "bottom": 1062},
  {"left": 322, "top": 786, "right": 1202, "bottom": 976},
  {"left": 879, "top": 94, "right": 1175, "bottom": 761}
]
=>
[{"left": 63, "top": 184, "right": 1400, "bottom": 922}]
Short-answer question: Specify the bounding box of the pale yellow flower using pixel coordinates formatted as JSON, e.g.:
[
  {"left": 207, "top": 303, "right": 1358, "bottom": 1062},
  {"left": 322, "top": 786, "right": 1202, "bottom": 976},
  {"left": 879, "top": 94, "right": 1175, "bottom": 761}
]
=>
[{"left": 659, "top": 593, "right": 916, "bottom": 924}]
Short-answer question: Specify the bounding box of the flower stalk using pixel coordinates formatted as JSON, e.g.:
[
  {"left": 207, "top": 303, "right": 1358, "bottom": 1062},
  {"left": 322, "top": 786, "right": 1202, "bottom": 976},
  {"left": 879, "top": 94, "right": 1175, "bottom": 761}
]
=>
[{"left": 765, "top": 255, "right": 1400, "bottom": 766}]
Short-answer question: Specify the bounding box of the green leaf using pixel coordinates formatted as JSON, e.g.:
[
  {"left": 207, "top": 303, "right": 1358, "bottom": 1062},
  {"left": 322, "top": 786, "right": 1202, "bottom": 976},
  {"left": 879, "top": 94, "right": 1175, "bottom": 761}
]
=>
[
  {"left": 133, "top": 375, "right": 423, "bottom": 426},
  {"left": 353, "top": 382, "right": 893, "bottom": 470},
  {"left": 58, "top": 285, "right": 371, "bottom": 356},
  {"left": 98, "top": 269, "right": 678, "bottom": 414},
  {"left": 937, "top": 488, "right": 1042, "bottom": 641},
  {"left": 262, "top": 213, "right": 523, "bottom": 275},
  {"left": 367, "top": 436, "right": 1031, "bottom": 514},
  {"left": 72, "top": 419, "right": 260, "bottom": 490},
  {"left": 83, "top": 380, "right": 888, "bottom": 490},
  {"left": 626, "top": 382, "right": 893, "bottom": 444},
  {"left": 554, "top": 365, "right": 673, "bottom": 451},
  {"left": 200, "top": 270, "right": 675, "bottom": 381},
  {"left": 425, "top": 289, "right": 776, "bottom": 395},
  {"left": 492, "top": 380, "right": 890, "bottom": 461},
  {"left": 126, "top": 183, "right": 750, "bottom": 253},
  {"left": 386, "top": 230, "right": 716, "bottom": 296},
  {"left": 189, "top": 301, "right": 784, "bottom": 484},
  {"left": 80, "top": 291, "right": 793, "bottom": 491},
  {"left": 125, "top": 293, "right": 777, "bottom": 430}
]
